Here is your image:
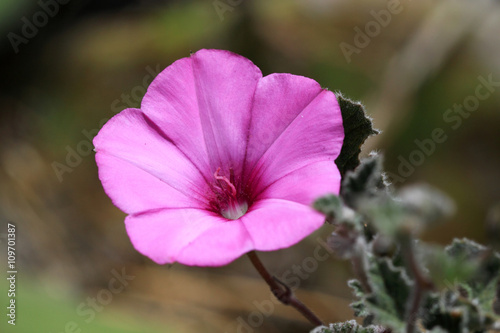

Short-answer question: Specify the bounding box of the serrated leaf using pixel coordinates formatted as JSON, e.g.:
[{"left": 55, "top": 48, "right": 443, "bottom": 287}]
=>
[
  {"left": 445, "top": 238, "right": 486, "bottom": 259},
  {"left": 349, "top": 279, "right": 365, "bottom": 298},
  {"left": 420, "top": 239, "right": 500, "bottom": 332},
  {"left": 335, "top": 93, "right": 379, "bottom": 178},
  {"left": 348, "top": 280, "right": 371, "bottom": 317},
  {"left": 366, "top": 257, "right": 413, "bottom": 321},
  {"left": 422, "top": 289, "right": 493, "bottom": 332},
  {"left": 362, "top": 304, "right": 405, "bottom": 332},
  {"left": 421, "top": 291, "right": 467, "bottom": 332},
  {"left": 446, "top": 238, "right": 500, "bottom": 290},
  {"left": 478, "top": 278, "right": 500, "bottom": 319},
  {"left": 348, "top": 252, "right": 413, "bottom": 331},
  {"left": 351, "top": 300, "right": 370, "bottom": 318},
  {"left": 419, "top": 244, "right": 478, "bottom": 290}
]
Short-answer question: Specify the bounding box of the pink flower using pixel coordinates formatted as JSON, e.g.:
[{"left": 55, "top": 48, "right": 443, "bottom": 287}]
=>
[{"left": 94, "top": 49, "right": 344, "bottom": 266}]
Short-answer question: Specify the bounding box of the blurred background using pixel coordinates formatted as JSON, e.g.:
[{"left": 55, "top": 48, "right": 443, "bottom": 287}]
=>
[{"left": 1, "top": 0, "right": 499, "bottom": 332}]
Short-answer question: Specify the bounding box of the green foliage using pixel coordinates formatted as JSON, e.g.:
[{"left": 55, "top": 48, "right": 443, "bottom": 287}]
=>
[
  {"left": 347, "top": 254, "right": 411, "bottom": 332},
  {"left": 427, "top": 238, "right": 500, "bottom": 330},
  {"left": 334, "top": 94, "right": 379, "bottom": 178},
  {"left": 421, "top": 244, "right": 478, "bottom": 289},
  {"left": 313, "top": 155, "right": 500, "bottom": 333},
  {"left": 398, "top": 185, "right": 455, "bottom": 226},
  {"left": 314, "top": 195, "right": 357, "bottom": 225},
  {"left": 311, "top": 320, "right": 386, "bottom": 333},
  {"left": 340, "top": 153, "right": 388, "bottom": 210}
]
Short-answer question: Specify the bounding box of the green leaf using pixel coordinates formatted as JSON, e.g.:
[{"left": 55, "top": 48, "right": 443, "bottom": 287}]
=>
[
  {"left": 366, "top": 256, "right": 413, "bottom": 321},
  {"left": 358, "top": 183, "right": 454, "bottom": 238},
  {"left": 419, "top": 244, "right": 478, "bottom": 290},
  {"left": 311, "top": 320, "right": 386, "bottom": 333},
  {"left": 341, "top": 153, "right": 389, "bottom": 210},
  {"left": 445, "top": 238, "right": 500, "bottom": 290},
  {"left": 348, "top": 280, "right": 371, "bottom": 318},
  {"left": 347, "top": 253, "right": 412, "bottom": 332},
  {"left": 420, "top": 239, "right": 500, "bottom": 332},
  {"left": 313, "top": 195, "right": 359, "bottom": 225},
  {"left": 335, "top": 93, "right": 379, "bottom": 178},
  {"left": 360, "top": 197, "right": 406, "bottom": 238},
  {"left": 445, "top": 238, "right": 486, "bottom": 259},
  {"left": 398, "top": 184, "right": 455, "bottom": 225},
  {"left": 493, "top": 280, "right": 500, "bottom": 315},
  {"left": 313, "top": 195, "right": 369, "bottom": 258},
  {"left": 478, "top": 278, "right": 500, "bottom": 319},
  {"left": 422, "top": 289, "right": 493, "bottom": 332}
]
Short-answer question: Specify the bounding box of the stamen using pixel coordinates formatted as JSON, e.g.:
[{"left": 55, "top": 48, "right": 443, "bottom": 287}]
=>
[
  {"left": 211, "top": 167, "right": 248, "bottom": 220},
  {"left": 229, "top": 167, "right": 235, "bottom": 185},
  {"left": 214, "top": 167, "right": 237, "bottom": 197}
]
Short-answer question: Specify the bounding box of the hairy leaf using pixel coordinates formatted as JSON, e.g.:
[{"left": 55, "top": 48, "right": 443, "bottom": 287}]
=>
[
  {"left": 311, "top": 320, "right": 387, "bottom": 333},
  {"left": 313, "top": 195, "right": 360, "bottom": 226},
  {"left": 348, "top": 253, "right": 413, "bottom": 332},
  {"left": 341, "top": 153, "right": 388, "bottom": 209},
  {"left": 398, "top": 184, "right": 455, "bottom": 225},
  {"left": 335, "top": 93, "right": 379, "bottom": 178}
]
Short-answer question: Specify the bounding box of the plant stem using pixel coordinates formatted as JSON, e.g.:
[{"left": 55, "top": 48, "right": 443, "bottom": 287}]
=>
[
  {"left": 246, "top": 251, "right": 325, "bottom": 327},
  {"left": 352, "top": 249, "right": 373, "bottom": 294},
  {"left": 400, "top": 233, "right": 434, "bottom": 333}
]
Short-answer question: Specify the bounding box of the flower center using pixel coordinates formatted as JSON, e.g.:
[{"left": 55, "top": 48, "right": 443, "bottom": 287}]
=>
[{"left": 212, "top": 167, "right": 248, "bottom": 220}]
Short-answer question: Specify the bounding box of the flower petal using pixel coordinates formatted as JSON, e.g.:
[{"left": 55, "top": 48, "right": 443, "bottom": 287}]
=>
[
  {"left": 241, "top": 199, "right": 325, "bottom": 251},
  {"left": 190, "top": 49, "right": 262, "bottom": 176},
  {"left": 255, "top": 160, "right": 341, "bottom": 205},
  {"left": 94, "top": 108, "right": 209, "bottom": 214},
  {"left": 244, "top": 73, "right": 325, "bottom": 176},
  {"left": 175, "top": 219, "right": 254, "bottom": 266},
  {"left": 96, "top": 153, "right": 199, "bottom": 214},
  {"left": 246, "top": 75, "right": 344, "bottom": 196},
  {"left": 125, "top": 208, "right": 231, "bottom": 265},
  {"left": 127, "top": 207, "right": 254, "bottom": 266},
  {"left": 142, "top": 49, "right": 262, "bottom": 178},
  {"left": 140, "top": 56, "right": 212, "bottom": 180}
]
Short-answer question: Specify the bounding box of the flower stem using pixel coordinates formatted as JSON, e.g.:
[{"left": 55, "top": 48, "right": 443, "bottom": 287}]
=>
[{"left": 246, "top": 251, "right": 324, "bottom": 327}]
